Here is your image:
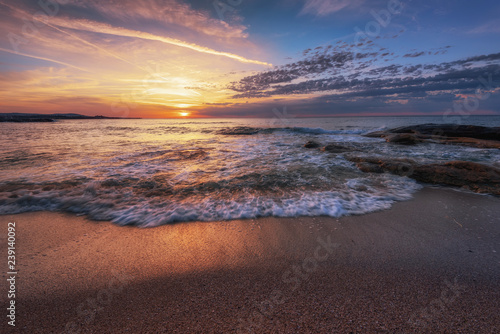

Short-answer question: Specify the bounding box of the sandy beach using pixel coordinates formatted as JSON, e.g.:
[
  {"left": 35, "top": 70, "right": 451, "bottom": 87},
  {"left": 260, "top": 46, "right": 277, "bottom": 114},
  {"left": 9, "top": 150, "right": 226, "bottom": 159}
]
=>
[{"left": 1, "top": 187, "right": 499, "bottom": 333}]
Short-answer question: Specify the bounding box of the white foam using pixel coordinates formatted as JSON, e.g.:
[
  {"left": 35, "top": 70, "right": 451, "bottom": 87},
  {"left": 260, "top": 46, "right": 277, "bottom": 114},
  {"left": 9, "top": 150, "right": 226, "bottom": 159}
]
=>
[{"left": 0, "top": 174, "right": 422, "bottom": 226}]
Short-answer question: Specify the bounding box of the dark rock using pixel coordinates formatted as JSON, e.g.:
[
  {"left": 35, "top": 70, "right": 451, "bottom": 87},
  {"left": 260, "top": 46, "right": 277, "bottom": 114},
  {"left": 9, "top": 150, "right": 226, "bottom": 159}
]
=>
[
  {"left": 356, "top": 162, "right": 384, "bottom": 173},
  {"left": 390, "top": 124, "right": 500, "bottom": 141},
  {"left": 364, "top": 123, "right": 500, "bottom": 149},
  {"left": 411, "top": 161, "right": 500, "bottom": 195},
  {"left": 347, "top": 156, "right": 500, "bottom": 195},
  {"left": 322, "top": 144, "right": 352, "bottom": 153},
  {"left": 385, "top": 133, "right": 422, "bottom": 145},
  {"left": 350, "top": 157, "right": 416, "bottom": 176},
  {"left": 441, "top": 137, "right": 500, "bottom": 149},
  {"left": 304, "top": 141, "right": 320, "bottom": 148},
  {"left": 363, "top": 131, "right": 387, "bottom": 138}
]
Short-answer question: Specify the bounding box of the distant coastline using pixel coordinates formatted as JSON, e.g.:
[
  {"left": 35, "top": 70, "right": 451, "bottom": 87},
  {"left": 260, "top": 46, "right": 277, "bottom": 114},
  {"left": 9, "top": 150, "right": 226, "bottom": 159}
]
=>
[{"left": 0, "top": 113, "right": 141, "bottom": 122}]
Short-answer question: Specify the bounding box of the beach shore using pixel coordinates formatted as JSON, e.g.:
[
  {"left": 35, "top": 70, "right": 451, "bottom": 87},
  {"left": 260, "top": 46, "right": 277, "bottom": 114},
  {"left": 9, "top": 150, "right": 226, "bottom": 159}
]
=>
[{"left": 1, "top": 187, "right": 499, "bottom": 333}]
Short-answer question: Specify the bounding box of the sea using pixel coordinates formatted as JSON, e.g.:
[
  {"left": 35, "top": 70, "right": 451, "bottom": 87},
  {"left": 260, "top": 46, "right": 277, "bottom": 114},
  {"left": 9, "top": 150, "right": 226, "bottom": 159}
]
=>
[{"left": 1, "top": 116, "right": 499, "bottom": 226}]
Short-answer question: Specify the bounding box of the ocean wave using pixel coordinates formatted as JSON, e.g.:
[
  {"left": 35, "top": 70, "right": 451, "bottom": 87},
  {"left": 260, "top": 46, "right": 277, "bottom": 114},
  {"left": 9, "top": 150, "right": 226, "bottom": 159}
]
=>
[{"left": 0, "top": 174, "right": 421, "bottom": 226}]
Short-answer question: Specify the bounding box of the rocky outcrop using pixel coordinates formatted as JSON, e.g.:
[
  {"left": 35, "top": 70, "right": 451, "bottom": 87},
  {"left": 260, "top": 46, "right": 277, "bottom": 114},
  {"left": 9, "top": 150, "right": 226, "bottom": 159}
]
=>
[
  {"left": 365, "top": 124, "right": 500, "bottom": 148},
  {"left": 384, "top": 133, "right": 423, "bottom": 145},
  {"left": 412, "top": 161, "right": 500, "bottom": 195},
  {"left": 304, "top": 141, "right": 320, "bottom": 148},
  {"left": 347, "top": 156, "right": 500, "bottom": 195},
  {"left": 390, "top": 124, "right": 500, "bottom": 141},
  {"left": 303, "top": 141, "right": 358, "bottom": 152}
]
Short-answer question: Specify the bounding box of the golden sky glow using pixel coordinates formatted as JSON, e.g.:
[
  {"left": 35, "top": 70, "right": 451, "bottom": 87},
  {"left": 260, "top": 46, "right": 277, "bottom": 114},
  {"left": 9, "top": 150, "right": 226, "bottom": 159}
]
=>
[
  {"left": 2, "top": 0, "right": 499, "bottom": 118},
  {"left": 0, "top": 0, "right": 272, "bottom": 118}
]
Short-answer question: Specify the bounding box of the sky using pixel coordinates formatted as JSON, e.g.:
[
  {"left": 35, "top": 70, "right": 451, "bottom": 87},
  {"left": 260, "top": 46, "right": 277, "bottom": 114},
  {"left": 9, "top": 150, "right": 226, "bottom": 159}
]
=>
[{"left": 0, "top": 0, "right": 499, "bottom": 118}]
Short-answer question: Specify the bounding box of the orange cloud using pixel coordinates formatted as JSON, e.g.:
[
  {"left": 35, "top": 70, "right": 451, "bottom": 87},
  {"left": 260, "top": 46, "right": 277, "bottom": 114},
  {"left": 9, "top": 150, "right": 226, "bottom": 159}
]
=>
[
  {"left": 68, "top": 0, "right": 249, "bottom": 39},
  {"left": 49, "top": 17, "right": 272, "bottom": 66},
  {"left": 0, "top": 0, "right": 273, "bottom": 118}
]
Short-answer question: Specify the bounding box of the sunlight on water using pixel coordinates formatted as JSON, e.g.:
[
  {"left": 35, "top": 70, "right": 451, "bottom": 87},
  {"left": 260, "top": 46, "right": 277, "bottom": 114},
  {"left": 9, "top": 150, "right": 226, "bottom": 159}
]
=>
[{"left": 1, "top": 116, "right": 499, "bottom": 225}]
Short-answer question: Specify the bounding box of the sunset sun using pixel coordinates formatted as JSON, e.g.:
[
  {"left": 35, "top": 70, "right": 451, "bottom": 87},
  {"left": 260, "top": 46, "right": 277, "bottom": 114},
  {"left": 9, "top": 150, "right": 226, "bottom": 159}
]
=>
[{"left": 179, "top": 112, "right": 190, "bottom": 117}]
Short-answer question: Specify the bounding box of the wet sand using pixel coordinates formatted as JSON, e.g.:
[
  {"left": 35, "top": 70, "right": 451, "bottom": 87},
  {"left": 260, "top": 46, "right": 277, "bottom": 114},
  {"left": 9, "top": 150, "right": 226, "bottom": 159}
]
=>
[{"left": 1, "top": 187, "right": 499, "bottom": 333}]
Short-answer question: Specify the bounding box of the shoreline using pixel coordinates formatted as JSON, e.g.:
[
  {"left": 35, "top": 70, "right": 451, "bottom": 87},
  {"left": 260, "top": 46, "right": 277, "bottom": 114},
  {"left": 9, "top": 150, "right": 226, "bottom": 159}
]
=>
[{"left": 1, "top": 187, "right": 499, "bottom": 333}]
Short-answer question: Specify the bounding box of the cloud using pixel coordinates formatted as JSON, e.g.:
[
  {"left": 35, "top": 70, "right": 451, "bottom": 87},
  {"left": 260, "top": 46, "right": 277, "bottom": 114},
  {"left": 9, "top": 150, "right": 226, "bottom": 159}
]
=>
[
  {"left": 0, "top": 0, "right": 271, "bottom": 117},
  {"left": 0, "top": 1, "right": 269, "bottom": 66},
  {"left": 403, "top": 51, "right": 425, "bottom": 58},
  {"left": 230, "top": 51, "right": 355, "bottom": 93},
  {"left": 299, "top": 0, "right": 363, "bottom": 17},
  {"left": 62, "top": 0, "right": 249, "bottom": 40},
  {"left": 228, "top": 39, "right": 500, "bottom": 101},
  {"left": 48, "top": 17, "right": 271, "bottom": 66},
  {"left": 0, "top": 47, "right": 88, "bottom": 72},
  {"left": 468, "top": 19, "right": 500, "bottom": 34}
]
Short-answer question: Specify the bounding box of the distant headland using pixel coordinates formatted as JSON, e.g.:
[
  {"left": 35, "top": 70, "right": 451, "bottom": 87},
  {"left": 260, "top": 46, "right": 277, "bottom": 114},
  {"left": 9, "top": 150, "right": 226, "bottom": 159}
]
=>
[{"left": 0, "top": 113, "right": 141, "bottom": 122}]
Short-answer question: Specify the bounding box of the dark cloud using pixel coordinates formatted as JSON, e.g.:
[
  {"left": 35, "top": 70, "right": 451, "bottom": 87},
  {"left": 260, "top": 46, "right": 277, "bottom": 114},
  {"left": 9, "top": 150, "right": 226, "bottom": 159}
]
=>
[
  {"left": 228, "top": 39, "right": 500, "bottom": 107},
  {"left": 235, "top": 64, "right": 499, "bottom": 100},
  {"left": 452, "top": 52, "right": 500, "bottom": 65},
  {"left": 229, "top": 50, "right": 356, "bottom": 93},
  {"left": 403, "top": 51, "right": 425, "bottom": 58}
]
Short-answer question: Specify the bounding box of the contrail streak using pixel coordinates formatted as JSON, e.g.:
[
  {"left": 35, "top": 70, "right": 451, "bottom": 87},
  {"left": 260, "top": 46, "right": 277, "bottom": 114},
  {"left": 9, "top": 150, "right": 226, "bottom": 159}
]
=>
[
  {"left": 0, "top": 47, "right": 89, "bottom": 72},
  {"left": 50, "top": 18, "right": 272, "bottom": 67},
  {"left": 0, "top": 1, "right": 271, "bottom": 67},
  {"left": 0, "top": 1, "right": 150, "bottom": 73}
]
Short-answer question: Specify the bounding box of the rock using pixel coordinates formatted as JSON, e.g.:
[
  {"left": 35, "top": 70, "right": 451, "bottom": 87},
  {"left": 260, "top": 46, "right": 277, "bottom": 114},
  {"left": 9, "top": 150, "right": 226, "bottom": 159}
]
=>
[
  {"left": 390, "top": 124, "right": 500, "bottom": 141},
  {"left": 322, "top": 144, "right": 352, "bottom": 153},
  {"left": 352, "top": 157, "right": 416, "bottom": 176},
  {"left": 442, "top": 137, "right": 500, "bottom": 149},
  {"left": 411, "top": 161, "right": 500, "bottom": 195},
  {"left": 363, "top": 131, "right": 387, "bottom": 138},
  {"left": 385, "top": 133, "right": 422, "bottom": 145},
  {"left": 304, "top": 141, "right": 320, "bottom": 148},
  {"left": 364, "top": 123, "right": 500, "bottom": 149},
  {"left": 347, "top": 156, "right": 500, "bottom": 195},
  {"left": 355, "top": 162, "right": 384, "bottom": 173}
]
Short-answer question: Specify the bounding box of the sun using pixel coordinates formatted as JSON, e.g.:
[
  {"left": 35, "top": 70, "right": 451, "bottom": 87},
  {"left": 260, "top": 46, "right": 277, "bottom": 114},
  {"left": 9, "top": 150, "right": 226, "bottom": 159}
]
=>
[{"left": 179, "top": 112, "right": 190, "bottom": 117}]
